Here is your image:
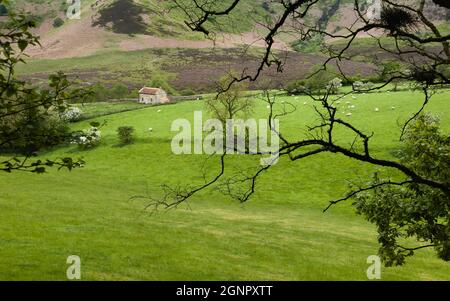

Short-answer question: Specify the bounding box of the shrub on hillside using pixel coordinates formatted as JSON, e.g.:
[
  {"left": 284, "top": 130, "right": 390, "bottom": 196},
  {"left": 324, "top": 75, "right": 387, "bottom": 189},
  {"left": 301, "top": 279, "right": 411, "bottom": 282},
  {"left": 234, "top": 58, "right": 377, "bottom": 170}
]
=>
[
  {"left": 285, "top": 66, "right": 338, "bottom": 95},
  {"left": 0, "top": 4, "right": 8, "bottom": 16},
  {"left": 291, "top": 34, "right": 324, "bottom": 53},
  {"left": 0, "top": 106, "right": 70, "bottom": 154},
  {"left": 149, "top": 69, "right": 177, "bottom": 95},
  {"left": 71, "top": 123, "right": 102, "bottom": 150},
  {"left": 117, "top": 126, "right": 135, "bottom": 145},
  {"left": 285, "top": 79, "right": 307, "bottom": 95},
  {"left": 353, "top": 81, "right": 375, "bottom": 92},
  {"left": 53, "top": 17, "right": 64, "bottom": 28},
  {"left": 180, "top": 88, "right": 196, "bottom": 96},
  {"left": 61, "top": 107, "right": 83, "bottom": 122},
  {"left": 327, "top": 77, "right": 343, "bottom": 94},
  {"left": 110, "top": 83, "right": 129, "bottom": 99},
  {"left": 342, "top": 75, "right": 361, "bottom": 86},
  {"left": 84, "top": 84, "right": 109, "bottom": 102}
]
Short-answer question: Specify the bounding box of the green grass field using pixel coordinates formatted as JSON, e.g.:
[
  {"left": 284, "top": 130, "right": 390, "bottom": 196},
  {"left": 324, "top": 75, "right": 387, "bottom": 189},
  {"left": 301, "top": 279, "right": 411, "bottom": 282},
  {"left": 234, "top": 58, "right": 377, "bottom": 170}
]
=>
[{"left": 1, "top": 89, "right": 449, "bottom": 280}]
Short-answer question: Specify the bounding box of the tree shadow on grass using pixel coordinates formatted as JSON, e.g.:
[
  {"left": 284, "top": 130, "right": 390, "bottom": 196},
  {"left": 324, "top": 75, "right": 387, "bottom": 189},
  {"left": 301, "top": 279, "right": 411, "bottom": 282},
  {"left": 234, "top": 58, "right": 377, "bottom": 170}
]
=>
[{"left": 92, "top": 0, "right": 149, "bottom": 35}]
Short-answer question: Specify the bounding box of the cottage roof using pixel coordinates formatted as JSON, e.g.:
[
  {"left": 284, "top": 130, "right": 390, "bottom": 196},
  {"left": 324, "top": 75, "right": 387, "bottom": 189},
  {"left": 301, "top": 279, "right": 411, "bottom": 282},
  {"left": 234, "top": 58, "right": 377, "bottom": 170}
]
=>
[{"left": 139, "top": 87, "right": 164, "bottom": 95}]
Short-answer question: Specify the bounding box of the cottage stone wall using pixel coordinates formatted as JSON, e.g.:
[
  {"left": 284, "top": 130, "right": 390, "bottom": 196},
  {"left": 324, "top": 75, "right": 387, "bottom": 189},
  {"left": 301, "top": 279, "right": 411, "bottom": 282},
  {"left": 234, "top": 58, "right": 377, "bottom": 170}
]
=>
[{"left": 138, "top": 89, "right": 170, "bottom": 104}]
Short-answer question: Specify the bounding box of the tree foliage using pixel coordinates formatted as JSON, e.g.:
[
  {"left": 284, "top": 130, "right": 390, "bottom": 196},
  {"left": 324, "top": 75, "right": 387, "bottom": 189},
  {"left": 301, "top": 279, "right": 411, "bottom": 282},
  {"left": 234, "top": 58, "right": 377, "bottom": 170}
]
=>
[
  {"left": 0, "top": 5, "right": 86, "bottom": 173},
  {"left": 354, "top": 114, "right": 450, "bottom": 265},
  {"left": 205, "top": 72, "right": 252, "bottom": 124}
]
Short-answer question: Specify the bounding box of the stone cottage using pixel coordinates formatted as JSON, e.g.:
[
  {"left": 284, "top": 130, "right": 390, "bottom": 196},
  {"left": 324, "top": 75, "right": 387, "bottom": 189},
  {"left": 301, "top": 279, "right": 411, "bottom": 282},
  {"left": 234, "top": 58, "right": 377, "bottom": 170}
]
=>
[{"left": 138, "top": 87, "right": 170, "bottom": 104}]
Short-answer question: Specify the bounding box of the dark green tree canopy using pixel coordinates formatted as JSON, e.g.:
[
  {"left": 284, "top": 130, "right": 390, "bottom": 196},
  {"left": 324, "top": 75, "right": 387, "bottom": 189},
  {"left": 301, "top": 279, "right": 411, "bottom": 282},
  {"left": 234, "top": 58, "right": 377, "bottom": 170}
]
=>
[{"left": 0, "top": 6, "right": 87, "bottom": 173}]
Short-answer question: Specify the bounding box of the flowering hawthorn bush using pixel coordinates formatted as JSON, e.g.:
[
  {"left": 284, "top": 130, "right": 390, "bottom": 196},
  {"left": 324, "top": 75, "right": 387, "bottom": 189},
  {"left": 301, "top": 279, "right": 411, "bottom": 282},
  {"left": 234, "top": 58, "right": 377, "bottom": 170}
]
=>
[
  {"left": 61, "top": 107, "right": 83, "bottom": 122},
  {"left": 72, "top": 125, "right": 101, "bottom": 150},
  {"left": 327, "top": 77, "right": 343, "bottom": 94},
  {"left": 353, "top": 81, "right": 375, "bottom": 92}
]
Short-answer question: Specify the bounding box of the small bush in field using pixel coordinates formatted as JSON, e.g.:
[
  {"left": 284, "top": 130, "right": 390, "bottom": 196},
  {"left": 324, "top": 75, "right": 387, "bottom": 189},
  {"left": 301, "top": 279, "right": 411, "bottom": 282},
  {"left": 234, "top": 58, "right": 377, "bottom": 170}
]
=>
[{"left": 117, "top": 126, "right": 135, "bottom": 145}]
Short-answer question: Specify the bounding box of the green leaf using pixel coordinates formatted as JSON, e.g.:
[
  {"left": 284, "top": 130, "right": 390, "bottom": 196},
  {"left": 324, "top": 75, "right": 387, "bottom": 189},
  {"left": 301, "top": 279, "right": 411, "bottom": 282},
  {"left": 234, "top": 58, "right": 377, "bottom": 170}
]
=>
[{"left": 18, "top": 40, "right": 28, "bottom": 52}]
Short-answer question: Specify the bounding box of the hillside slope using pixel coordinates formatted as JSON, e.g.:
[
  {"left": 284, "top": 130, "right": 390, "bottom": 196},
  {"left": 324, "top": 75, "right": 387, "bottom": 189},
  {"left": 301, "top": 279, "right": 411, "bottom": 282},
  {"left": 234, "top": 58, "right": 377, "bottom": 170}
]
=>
[
  {"left": 9, "top": 0, "right": 447, "bottom": 59},
  {"left": 14, "top": 0, "right": 289, "bottom": 59}
]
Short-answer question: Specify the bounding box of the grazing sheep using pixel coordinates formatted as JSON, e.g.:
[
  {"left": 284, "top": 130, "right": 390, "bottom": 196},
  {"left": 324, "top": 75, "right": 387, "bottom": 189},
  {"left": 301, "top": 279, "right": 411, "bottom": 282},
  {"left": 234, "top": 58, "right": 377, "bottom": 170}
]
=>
[
  {"left": 148, "top": 128, "right": 153, "bottom": 132},
  {"left": 374, "top": 108, "right": 380, "bottom": 112},
  {"left": 346, "top": 112, "right": 352, "bottom": 116}
]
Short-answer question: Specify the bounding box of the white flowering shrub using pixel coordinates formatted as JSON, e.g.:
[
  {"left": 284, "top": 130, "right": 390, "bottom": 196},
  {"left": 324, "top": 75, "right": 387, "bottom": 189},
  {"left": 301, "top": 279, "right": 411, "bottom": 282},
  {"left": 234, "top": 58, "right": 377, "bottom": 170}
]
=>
[
  {"left": 61, "top": 107, "right": 83, "bottom": 122},
  {"left": 327, "top": 77, "right": 343, "bottom": 94},
  {"left": 353, "top": 81, "right": 375, "bottom": 92},
  {"left": 353, "top": 81, "right": 364, "bottom": 90},
  {"left": 365, "top": 81, "right": 375, "bottom": 90},
  {"left": 72, "top": 126, "right": 101, "bottom": 149}
]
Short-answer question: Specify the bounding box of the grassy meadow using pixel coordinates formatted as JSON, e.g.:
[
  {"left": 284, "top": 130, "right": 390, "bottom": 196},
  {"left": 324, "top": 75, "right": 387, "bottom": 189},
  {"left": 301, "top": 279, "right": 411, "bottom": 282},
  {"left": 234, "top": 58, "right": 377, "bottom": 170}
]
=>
[{"left": 0, "top": 89, "right": 449, "bottom": 280}]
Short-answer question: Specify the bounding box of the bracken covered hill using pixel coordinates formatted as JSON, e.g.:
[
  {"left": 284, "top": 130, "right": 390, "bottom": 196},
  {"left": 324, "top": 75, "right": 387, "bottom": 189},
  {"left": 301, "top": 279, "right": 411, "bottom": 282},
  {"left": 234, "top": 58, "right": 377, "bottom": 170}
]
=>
[{"left": 7, "top": 0, "right": 448, "bottom": 92}]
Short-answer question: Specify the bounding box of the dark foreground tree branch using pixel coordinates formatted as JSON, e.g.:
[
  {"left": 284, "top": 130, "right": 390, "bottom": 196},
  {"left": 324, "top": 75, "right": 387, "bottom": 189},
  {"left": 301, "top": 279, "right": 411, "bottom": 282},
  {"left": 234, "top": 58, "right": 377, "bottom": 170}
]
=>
[{"left": 156, "top": 0, "right": 450, "bottom": 265}]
